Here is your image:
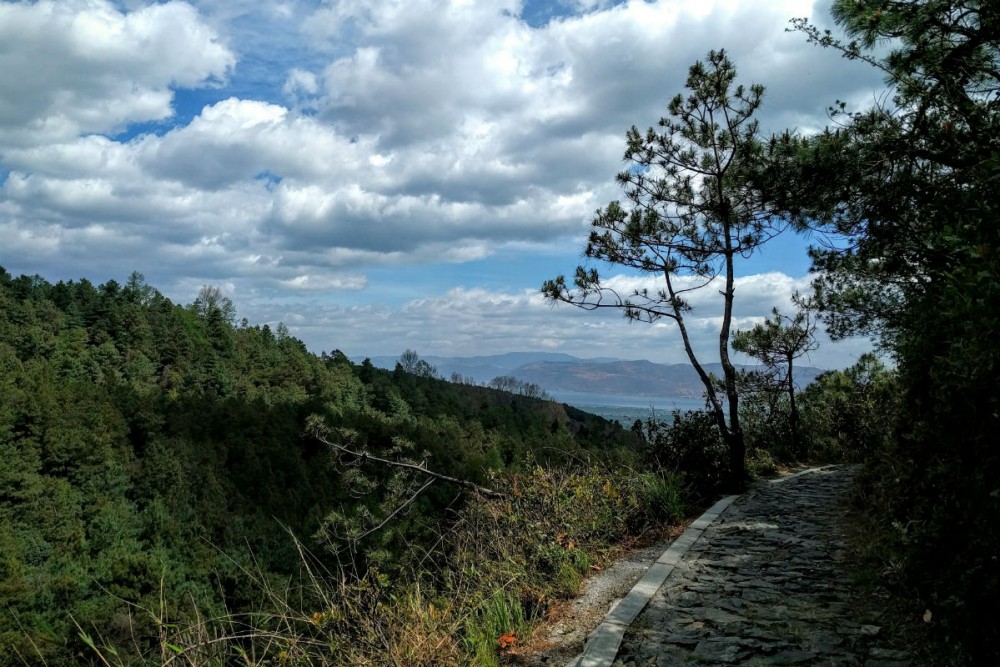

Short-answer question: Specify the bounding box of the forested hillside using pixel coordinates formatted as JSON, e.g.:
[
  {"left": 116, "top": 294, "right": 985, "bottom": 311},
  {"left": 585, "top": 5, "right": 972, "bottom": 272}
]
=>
[
  {"left": 0, "top": 266, "right": 935, "bottom": 665},
  {"left": 0, "top": 268, "right": 641, "bottom": 665}
]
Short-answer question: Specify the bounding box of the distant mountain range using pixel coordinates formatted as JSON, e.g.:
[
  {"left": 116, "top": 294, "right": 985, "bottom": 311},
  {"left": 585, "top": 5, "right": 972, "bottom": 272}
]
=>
[{"left": 356, "top": 352, "right": 826, "bottom": 399}]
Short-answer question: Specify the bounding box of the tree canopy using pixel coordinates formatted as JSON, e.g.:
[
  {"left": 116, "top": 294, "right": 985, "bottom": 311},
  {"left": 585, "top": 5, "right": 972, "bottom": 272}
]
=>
[
  {"left": 762, "top": 1, "right": 999, "bottom": 661},
  {"left": 732, "top": 305, "right": 818, "bottom": 456},
  {"left": 543, "top": 50, "right": 790, "bottom": 486}
]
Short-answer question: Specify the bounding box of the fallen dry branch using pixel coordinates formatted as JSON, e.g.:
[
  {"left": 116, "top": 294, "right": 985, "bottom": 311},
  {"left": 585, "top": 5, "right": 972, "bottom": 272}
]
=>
[{"left": 310, "top": 429, "right": 505, "bottom": 500}]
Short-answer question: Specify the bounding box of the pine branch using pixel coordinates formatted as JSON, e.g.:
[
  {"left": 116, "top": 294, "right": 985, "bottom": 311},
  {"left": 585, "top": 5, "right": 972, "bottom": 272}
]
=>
[{"left": 310, "top": 429, "right": 505, "bottom": 500}]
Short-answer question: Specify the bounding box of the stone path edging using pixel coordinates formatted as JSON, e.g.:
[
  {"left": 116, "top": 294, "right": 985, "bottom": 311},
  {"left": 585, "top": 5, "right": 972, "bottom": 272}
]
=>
[{"left": 566, "top": 467, "right": 831, "bottom": 667}]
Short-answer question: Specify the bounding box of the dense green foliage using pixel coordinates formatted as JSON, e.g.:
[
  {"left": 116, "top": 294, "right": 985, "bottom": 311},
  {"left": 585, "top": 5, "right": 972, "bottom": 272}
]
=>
[
  {"left": 636, "top": 409, "right": 731, "bottom": 501},
  {"left": 638, "top": 357, "right": 892, "bottom": 487},
  {"left": 731, "top": 354, "right": 898, "bottom": 468},
  {"left": 762, "top": 2, "right": 1000, "bottom": 661},
  {"left": 0, "top": 268, "right": 642, "bottom": 665},
  {"left": 732, "top": 306, "right": 818, "bottom": 457},
  {"left": 12, "top": 4, "right": 999, "bottom": 659},
  {"left": 797, "top": 355, "right": 899, "bottom": 464}
]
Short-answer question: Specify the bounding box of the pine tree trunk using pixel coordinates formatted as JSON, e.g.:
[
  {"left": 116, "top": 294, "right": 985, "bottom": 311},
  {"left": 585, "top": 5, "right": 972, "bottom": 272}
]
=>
[
  {"left": 725, "top": 427, "right": 748, "bottom": 492},
  {"left": 788, "top": 354, "right": 800, "bottom": 458}
]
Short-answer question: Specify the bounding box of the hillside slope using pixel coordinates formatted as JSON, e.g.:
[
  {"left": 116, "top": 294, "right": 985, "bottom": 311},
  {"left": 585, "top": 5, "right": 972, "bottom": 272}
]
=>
[{"left": 0, "top": 268, "right": 638, "bottom": 666}]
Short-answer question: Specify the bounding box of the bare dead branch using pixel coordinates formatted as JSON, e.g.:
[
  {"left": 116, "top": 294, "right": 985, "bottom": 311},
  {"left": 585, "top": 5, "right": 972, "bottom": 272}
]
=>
[{"left": 312, "top": 431, "right": 505, "bottom": 500}]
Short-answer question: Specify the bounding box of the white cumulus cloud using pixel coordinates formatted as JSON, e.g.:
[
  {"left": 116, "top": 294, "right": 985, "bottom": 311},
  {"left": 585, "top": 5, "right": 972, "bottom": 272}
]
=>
[
  {"left": 0, "top": 0, "right": 883, "bottom": 366},
  {"left": 0, "top": 0, "right": 234, "bottom": 147}
]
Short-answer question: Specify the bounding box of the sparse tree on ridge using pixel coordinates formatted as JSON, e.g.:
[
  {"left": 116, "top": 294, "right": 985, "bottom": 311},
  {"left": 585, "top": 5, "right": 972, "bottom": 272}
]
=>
[
  {"left": 399, "top": 349, "right": 420, "bottom": 373},
  {"left": 487, "top": 375, "right": 519, "bottom": 394},
  {"left": 450, "top": 371, "right": 478, "bottom": 385},
  {"left": 397, "top": 349, "right": 439, "bottom": 378},
  {"left": 488, "top": 375, "right": 549, "bottom": 399},
  {"left": 193, "top": 284, "right": 236, "bottom": 323},
  {"left": 543, "top": 50, "right": 790, "bottom": 487}
]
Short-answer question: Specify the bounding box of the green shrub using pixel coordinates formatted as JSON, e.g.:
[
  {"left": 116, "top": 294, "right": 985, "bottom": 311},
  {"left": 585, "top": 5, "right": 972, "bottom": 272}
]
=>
[
  {"left": 636, "top": 471, "right": 686, "bottom": 524},
  {"left": 797, "top": 354, "right": 897, "bottom": 463},
  {"left": 744, "top": 447, "right": 777, "bottom": 478},
  {"left": 739, "top": 390, "right": 795, "bottom": 464},
  {"left": 640, "top": 410, "right": 729, "bottom": 501}
]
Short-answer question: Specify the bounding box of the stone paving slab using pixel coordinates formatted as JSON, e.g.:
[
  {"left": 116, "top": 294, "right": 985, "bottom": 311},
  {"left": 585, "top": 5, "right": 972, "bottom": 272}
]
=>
[
  {"left": 608, "top": 465, "right": 910, "bottom": 667},
  {"left": 570, "top": 494, "right": 739, "bottom": 667}
]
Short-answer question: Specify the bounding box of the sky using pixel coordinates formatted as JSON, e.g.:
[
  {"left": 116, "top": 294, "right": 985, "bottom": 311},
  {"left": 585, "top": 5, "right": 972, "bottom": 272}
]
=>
[{"left": 0, "top": 0, "right": 888, "bottom": 369}]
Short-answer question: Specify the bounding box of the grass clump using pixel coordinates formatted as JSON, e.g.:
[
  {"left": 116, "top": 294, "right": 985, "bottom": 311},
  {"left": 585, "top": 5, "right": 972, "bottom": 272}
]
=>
[{"left": 463, "top": 591, "right": 530, "bottom": 667}]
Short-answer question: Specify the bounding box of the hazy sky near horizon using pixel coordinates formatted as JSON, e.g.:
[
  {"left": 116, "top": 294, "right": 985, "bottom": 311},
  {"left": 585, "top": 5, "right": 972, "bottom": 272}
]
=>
[{"left": 1, "top": 0, "right": 886, "bottom": 369}]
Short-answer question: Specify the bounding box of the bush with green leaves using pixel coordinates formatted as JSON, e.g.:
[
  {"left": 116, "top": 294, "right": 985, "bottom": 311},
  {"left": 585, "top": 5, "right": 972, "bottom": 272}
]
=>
[
  {"left": 796, "top": 354, "right": 898, "bottom": 464},
  {"left": 754, "top": 2, "right": 999, "bottom": 657},
  {"left": 638, "top": 409, "right": 729, "bottom": 502},
  {"left": 738, "top": 385, "right": 793, "bottom": 467}
]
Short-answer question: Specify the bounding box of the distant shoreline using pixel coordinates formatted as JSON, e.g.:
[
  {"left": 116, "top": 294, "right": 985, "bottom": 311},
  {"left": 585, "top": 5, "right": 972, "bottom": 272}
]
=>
[{"left": 550, "top": 391, "right": 707, "bottom": 424}]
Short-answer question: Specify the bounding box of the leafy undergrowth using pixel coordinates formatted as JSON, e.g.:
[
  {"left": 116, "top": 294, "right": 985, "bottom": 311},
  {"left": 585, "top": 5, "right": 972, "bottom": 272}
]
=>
[
  {"left": 839, "top": 493, "right": 957, "bottom": 667},
  {"left": 83, "top": 465, "right": 686, "bottom": 666}
]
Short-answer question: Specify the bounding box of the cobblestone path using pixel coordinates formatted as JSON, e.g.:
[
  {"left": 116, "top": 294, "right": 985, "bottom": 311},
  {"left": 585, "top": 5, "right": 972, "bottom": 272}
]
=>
[{"left": 611, "top": 466, "right": 910, "bottom": 667}]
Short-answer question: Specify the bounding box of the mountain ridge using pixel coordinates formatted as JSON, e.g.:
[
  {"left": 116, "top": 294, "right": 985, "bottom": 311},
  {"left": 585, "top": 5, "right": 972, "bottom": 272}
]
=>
[{"left": 355, "top": 352, "right": 826, "bottom": 398}]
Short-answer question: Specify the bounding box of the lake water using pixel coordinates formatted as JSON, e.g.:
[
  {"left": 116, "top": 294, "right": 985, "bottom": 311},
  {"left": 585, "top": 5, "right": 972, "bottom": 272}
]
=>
[{"left": 549, "top": 390, "right": 708, "bottom": 426}]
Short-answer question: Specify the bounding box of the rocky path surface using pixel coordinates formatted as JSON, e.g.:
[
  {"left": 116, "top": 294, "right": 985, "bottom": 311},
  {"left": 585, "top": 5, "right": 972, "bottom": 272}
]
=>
[{"left": 606, "top": 465, "right": 911, "bottom": 667}]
